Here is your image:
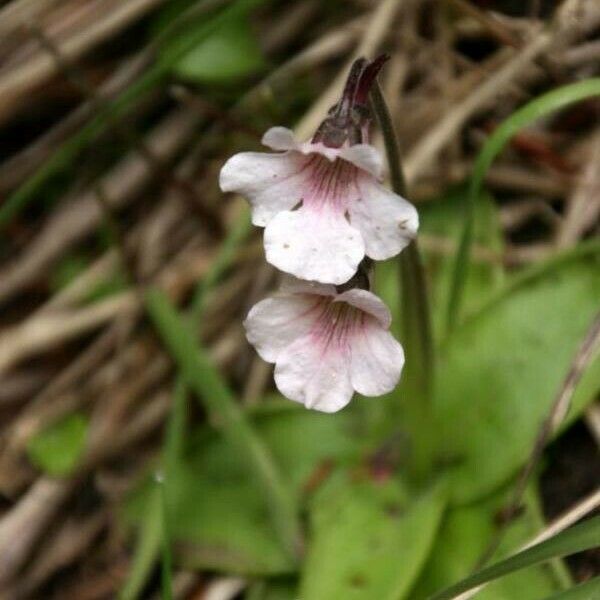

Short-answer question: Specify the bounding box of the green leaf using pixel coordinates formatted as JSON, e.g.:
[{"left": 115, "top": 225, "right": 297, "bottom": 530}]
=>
[
  {"left": 419, "top": 187, "right": 504, "bottom": 343},
  {"left": 172, "top": 16, "right": 264, "bottom": 84},
  {"left": 126, "top": 406, "right": 360, "bottom": 575},
  {"left": 119, "top": 486, "right": 162, "bottom": 600},
  {"left": 447, "top": 77, "right": 600, "bottom": 330},
  {"left": 412, "top": 485, "right": 563, "bottom": 600},
  {"left": 430, "top": 515, "right": 600, "bottom": 600},
  {"left": 299, "top": 475, "right": 447, "bottom": 600},
  {"left": 373, "top": 189, "right": 503, "bottom": 469},
  {"left": 375, "top": 187, "right": 503, "bottom": 367},
  {"left": 435, "top": 249, "right": 600, "bottom": 502},
  {"left": 542, "top": 577, "right": 600, "bottom": 600},
  {"left": 157, "top": 477, "right": 173, "bottom": 600},
  {"left": 246, "top": 579, "right": 299, "bottom": 600},
  {"left": 26, "top": 413, "right": 88, "bottom": 476},
  {"left": 157, "top": 381, "right": 189, "bottom": 600}
]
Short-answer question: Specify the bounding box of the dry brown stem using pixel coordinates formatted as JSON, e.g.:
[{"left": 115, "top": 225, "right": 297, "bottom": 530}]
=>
[
  {"left": 0, "top": 108, "right": 200, "bottom": 306},
  {"left": 0, "top": 0, "right": 165, "bottom": 124}
]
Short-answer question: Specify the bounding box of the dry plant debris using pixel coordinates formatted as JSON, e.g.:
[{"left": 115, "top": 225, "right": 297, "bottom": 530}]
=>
[{"left": 0, "top": 0, "right": 598, "bottom": 598}]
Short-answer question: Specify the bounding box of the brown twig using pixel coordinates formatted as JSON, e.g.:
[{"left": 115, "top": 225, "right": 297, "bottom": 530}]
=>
[
  {"left": 0, "top": 108, "right": 199, "bottom": 307},
  {"left": 446, "top": 0, "right": 522, "bottom": 48},
  {"left": 0, "top": 0, "right": 165, "bottom": 124}
]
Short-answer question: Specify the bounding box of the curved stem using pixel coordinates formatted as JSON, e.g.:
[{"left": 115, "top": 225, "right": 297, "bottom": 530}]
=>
[{"left": 369, "top": 81, "right": 435, "bottom": 479}]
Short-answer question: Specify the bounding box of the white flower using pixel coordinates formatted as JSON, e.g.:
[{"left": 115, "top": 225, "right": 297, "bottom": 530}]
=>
[
  {"left": 219, "top": 127, "right": 418, "bottom": 285},
  {"left": 244, "top": 278, "right": 405, "bottom": 413}
]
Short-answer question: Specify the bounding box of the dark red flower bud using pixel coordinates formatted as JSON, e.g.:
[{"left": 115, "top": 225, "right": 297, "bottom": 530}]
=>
[{"left": 312, "top": 54, "right": 389, "bottom": 148}]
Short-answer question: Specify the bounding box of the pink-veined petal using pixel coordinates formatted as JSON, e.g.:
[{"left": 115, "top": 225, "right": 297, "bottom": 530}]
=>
[
  {"left": 262, "top": 126, "right": 298, "bottom": 151},
  {"left": 274, "top": 335, "right": 353, "bottom": 412},
  {"left": 349, "top": 178, "right": 419, "bottom": 260},
  {"left": 244, "top": 295, "right": 321, "bottom": 363},
  {"left": 219, "top": 151, "right": 307, "bottom": 227},
  {"left": 335, "top": 288, "right": 392, "bottom": 329},
  {"left": 350, "top": 322, "right": 405, "bottom": 397},
  {"left": 264, "top": 207, "right": 365, "bottom": 285}
]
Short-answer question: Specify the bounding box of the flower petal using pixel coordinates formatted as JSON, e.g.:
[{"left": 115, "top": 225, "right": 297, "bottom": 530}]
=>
[
  {"left": 335, "top": 289, "right": 392, "bottom": 329},
  {"left": 264, "top": 207, "right": 365, "bottom": 285},
  {"left": 339, "top": 144, "right": 384, "bottom": 179},
  {"left": 350, "top": 322, "right": 405, "bottom": 397},
  {"left": 298, "top": 141, "right": 340, "bottom": 162},
  {"left": 262, "top": 126, "right": 298, "bottom": 151},
  {"left": 219, "top": 151, "right": 307, "bottom": 227},
  {"left": 244, "top": 294, "right": 320, "bottom": 363},
  {"left": 349, "top": 178, "right": 419, "bottom": 260},
  {"left": 274, "top": 336, "right": 353, "bottom": 412}
]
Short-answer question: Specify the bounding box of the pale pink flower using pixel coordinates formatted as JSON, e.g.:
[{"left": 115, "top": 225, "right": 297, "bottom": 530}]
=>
[
  {"left": 244, "top": 278, "right": 405, "bottom": 413},
  {"left": 219, "top": 126, "right": 418, "bottom": 285}
]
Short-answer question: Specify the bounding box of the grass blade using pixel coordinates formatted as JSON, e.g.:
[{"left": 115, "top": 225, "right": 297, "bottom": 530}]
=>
[
  {"left": 446, "top": 77, "right": 600, "bottom": 333},
  {"left": 124, "top": 209, "right": 252, "bottom": 597},
  {"left": 430, "top": 515, "right": 600, "bottom": 600},
  {"left": 157, "top": 474, "right": 173, "bottom": 600},
  {"left": 144, "top": 287, "right": 301, "bottom": 561},
  {"left": 119, "top": 487, "right": 162, "bottom": 600},
  {"left": 542, "top": 576, "right": 600, "bottom": 600},
  {"left": 157, "top": 380, "right": 187, "bottom": 600}
]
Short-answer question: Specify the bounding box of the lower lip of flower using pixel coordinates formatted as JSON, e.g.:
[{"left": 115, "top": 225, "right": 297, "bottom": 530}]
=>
[
  {"left": 310, "top": 299, "right": 363, "bottom": 353},
  {"left": 304, "top": 155, "right": 357, "bottom": 214}
]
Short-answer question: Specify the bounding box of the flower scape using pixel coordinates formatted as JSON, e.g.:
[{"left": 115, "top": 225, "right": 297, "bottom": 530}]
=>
[{"left": 219, "top": 56, "right": 418, "bottom": 412}]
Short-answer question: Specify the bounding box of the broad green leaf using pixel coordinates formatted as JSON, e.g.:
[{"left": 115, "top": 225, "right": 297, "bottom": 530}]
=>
[
  {"left": 300, "top": 474, "right": 447, "bottom": 600},
  {"left": 447, "top": 77, "right": 600, "bottom": 329},
  {"left": 430, "top": 515, "right": 600, "bottom": 600},
  {"left": 419, "top": 188, "right": 504, "bottom": 342},
  {"left": 372, "top": 189, "right": 504, "bottom": 452},
  {"left": 412, "top": 486, "right": 563, "bottom": 599},
  {"left": 26, "top": 413, "right": 88, "bottom": 476},
  {"left": 542, "top": 577, "right": 600, "bottom": 600},
  {"left": 376, "top": 187, "right": 503, "bottom": 348},
  {"left": 126, "top": 406, "right": 360, "bottom": 575},
  {"left": 172, "top": 16, "right": 264, "bottom": 84},
  {"left": 435, "top": 250, "right": 600, "bottom": 502}
]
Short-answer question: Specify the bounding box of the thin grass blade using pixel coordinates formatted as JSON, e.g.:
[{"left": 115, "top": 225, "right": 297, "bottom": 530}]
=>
[
  {"left": 144, "top": 288, "right": 301, "bottom": 561},
  {"left": 446, "top": 78, "right": 600, "bottom": 332},
  {"left": 430, "top": 515, "right": 600, "bottom": 600},
  {"left": 542, "top": 576, "right": 600, "bottom": 600}
]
